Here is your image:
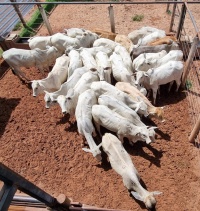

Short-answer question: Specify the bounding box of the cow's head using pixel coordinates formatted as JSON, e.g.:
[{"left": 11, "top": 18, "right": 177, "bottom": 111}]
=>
[{"left": 31, "top": 80, "right": 44, "bottom": 97}]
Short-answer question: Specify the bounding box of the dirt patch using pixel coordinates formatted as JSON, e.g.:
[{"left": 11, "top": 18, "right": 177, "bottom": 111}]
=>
[{"left": 0, "top": 2, "right": 200, "bottom": 211}]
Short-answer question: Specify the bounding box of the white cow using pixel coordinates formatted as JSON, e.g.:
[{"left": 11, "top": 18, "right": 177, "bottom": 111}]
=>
[
  {"left": 77, "top": 46, "right": 113, "bottom": 57},
  {"left": 114, "top": 45, "right": 133, "bottom": 74},
  {"left": 93, "top": 38, "right": 120, "bottom": 51},
  {"left": 132, "top": 50, "right": 167, "bottom": 72},
  {"left": 63, "top": 27, "right": 86, "bottom": 38},
  {"left": 31, "top": 54, "right": 69, "bottom": 96},
  {"left": 98, "top": 94, "right": 157, "bottom": 142},
  {"left": 135, "top": 61, "right": 184, "bottom": 104},
  {"left": 133, "top": 50, "right": 183, "bottom": 72},
  {"left": 155, "top": 50, "right": 183, "bottom": 67},
  {"left": 109, "top": 52, "right": 135, "bottom": 85},
  {"left": 75, "top": 89, "right": 102, "bottom": 161},
  {"left": 135, "top": 30, "right": 166, "bottom": 47},
  {"left": 102, "top": 133, "right": 162, "bottom": 210},
  {"left": 130, "top": 42, "right": 179, "bottom": 60},
  {"left": 28, "top": 32, "right": 99, "bottom": 53},
  {"left": 92, "top": 105, "right": 152, "bottom": 144},
  {"left": 2, "top": 46, "right": 61, "bottom": 81},
  {"left": 128, "top": 26, "right": 165, "bottom": 44},
  {"left": 58, "top": 69, "right": 99, "bottom": 115},
  {"left": 67, "top": 49, "right": 82, "bottom": 77},
  {"left": 80, "top": 49, "right": 97, "bottom": 70},
  {"left": 90, "top": 81, "right": 149, "bottom": 117},
  {"left": 95, "top": 51, "right": 112, "bottom": 83},
  {"left": 44, "top": 67, "right": 88, "bottom": 108},
  {"left": 115, "top": 82, "right": 165, "bottom": 122}
]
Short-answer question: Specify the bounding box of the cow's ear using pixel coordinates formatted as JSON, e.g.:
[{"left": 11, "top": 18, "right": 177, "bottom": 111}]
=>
[
  {"left": 82, "top": 148, "right": 91, "bottom": 153},
  {"left": 131, "top": 191, "right": 143, "bottom": 201}
]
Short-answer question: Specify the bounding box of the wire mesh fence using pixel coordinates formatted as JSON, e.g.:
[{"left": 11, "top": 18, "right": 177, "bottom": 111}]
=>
[{"left": 169, "top": 2, "right": 200, "bottom": 147}]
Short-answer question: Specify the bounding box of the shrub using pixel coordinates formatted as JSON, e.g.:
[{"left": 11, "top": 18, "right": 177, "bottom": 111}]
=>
[{"left": 132, "top": 14, "right": 144, "bottom": 22}]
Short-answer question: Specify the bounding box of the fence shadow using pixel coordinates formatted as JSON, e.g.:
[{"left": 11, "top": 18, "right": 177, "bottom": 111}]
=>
[{"left": 0, "top": 97, "right": 21, "bottom": 137}]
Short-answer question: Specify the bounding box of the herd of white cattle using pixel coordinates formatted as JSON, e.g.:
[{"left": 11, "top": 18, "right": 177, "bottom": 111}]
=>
[{"left": 2, "top": 26, "right": 185, "bottom": 210}]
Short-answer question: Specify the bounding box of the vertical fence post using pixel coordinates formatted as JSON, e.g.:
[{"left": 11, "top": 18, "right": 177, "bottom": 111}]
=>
[
  {"left": 10, "top": 0, "right": 28, "bottom": 28},
  {"left": 181, "top": 36, "right": 199, "bottom": 87},
  {"left": 108, "top": 5, "right": 115, "bottom": 33},
  {"left": 35, "top": 0, "right": 53, "bottom": 35},
  {"left": 189, "top": 115, "right": 200, "bottom": 143},
  {"left": 176, "top": 2, "right": 186, "bottom": 40},
  {"left": 169, "top": 1, "right": 177, "bottom": 32}
]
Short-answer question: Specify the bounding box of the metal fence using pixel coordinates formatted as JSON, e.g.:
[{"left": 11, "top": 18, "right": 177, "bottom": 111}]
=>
[{"left": 169, "top": 2, "right": 200, "bottom": 147}]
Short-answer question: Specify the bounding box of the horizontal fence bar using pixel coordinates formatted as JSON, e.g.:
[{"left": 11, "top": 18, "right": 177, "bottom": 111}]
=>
[{"left": 1, "top": 1, "right": 200, "bottom": 5}]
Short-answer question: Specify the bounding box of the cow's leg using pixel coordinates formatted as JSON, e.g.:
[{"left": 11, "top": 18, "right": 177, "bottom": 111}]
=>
[
  {"left": 168, "top": 81, "right": 174, "bottom": 92},
  {"left": 93, "top": 120, "right": 102, "bottom": 137},
  {"left": 13, "top": 68, "right": 30, "bottom": 82},
  {"left": 152, "top": 87, "right": 158, "bottom": 105},
  {"left": 175, "top": 79, "right": 181, "bottom": 92}
]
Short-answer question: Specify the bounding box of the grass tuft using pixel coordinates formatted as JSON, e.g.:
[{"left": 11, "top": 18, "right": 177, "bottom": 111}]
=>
[{"left": 132, "top": 14, "right": 144, "bottom": 22}]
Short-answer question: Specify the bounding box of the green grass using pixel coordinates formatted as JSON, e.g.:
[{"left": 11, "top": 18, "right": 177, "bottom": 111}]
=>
[
  {"left": 186, "top": 80, "right": 192, "bottom": 90},
  {"left": 132, "top": 14, "right": 144, "bottom": 22},
  {"left": 19, "top": 0, "right": 57, "bottom": 37},
  {"left": 166, "top": 9, "right": 172, "bottom": 15}
]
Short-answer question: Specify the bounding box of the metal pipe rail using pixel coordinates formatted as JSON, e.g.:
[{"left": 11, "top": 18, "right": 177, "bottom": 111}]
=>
[{"left": 1, "top": 1, "right": 200, "bottom": 6}]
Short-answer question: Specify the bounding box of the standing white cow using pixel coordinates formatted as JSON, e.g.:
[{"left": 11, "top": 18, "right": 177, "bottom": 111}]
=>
[
  {"left": 115, "top": 82, "right": 165, "bottom": 122},
  {"left": 135, "top": 30, "right": 166, "bottom": 47},
  {"left": 58, "top": 69, "right": 99, "bottom": 115},
  {"left": 93, "top": 38, "right": 120, "bottom": 51},
  {"left": 109, "top": 52, "right": 135, "bottom": 85},
  {"left": 2, "top": 46, "right": 61, "bottom": 81},
  {"left": 28, "top": 32, "right": 99, "bottom": 54},
  {"left": 90, "top": 81, "right": 149, "bottom": 117},
  {"left": 44, "top": 67, "right": 88, "bottom": 108},
  {"left": 75, "top": 89, "right": 102, "bottom": 161},
  {"left": 31, "top": 54, "right": 70, "bottom": 96},
  {"left": 92, "top": 105, "right": 152, "bottom": 144},
  {"left": 102, "top": 133, "right": 162, "bottom": 210},
  {"left": 133, "top": 50, "right": 183, "bottom": 72},
  {"left": 135, "top": 61, "right": 184, "bottom": 104},
  {"left": 67, "top": 49, "right": 82, "bottom": 77},
  {"left": 132, "top": 50, "right": 167, "bottom": 72},
  {"left": 95, "top": 51, "right": 112, "bottom": 83},
  {"left": 114, "top": 45, "right": 133, "bottom": 73},
  {"left": 80, "top": 49, "right": 97, "bottom": 70},
  {"left": 98, "top": 94, "right": 157, "bottom": 142}
]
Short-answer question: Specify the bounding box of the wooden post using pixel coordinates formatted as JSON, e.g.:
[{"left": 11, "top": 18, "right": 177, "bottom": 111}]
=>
[
  {"left": 56, "top": 194, "right": 71, "bottom": 209},
  {"left": 176, "top": 3, "right": 186, "bottom": 40},
  {"left": 189, "top": 115, "right": 200, "bottom": 143},
  {"left": 35, "top": 0, "right": 53, "bottom": 35},
  {"left": 108, "top": 5, "right": 115, "bottom": 33},
  {"left": 169, "top": 1, "right": 177, "bottom": 32},
  {"left": 10, "top": 0, "right": 27, "bottom": 28},
  {"left": 181, "top": 36, "right": 199, "bottom": 87}
]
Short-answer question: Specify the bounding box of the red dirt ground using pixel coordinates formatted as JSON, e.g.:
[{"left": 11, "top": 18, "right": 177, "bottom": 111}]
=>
[{"left": 1, "top": 2, "right": 200, "bottom": 211}]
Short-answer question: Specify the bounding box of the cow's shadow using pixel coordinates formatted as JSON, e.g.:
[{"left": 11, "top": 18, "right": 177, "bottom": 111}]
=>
[{"left": 0, "top": 97, "right": 21, "bottom": 137}]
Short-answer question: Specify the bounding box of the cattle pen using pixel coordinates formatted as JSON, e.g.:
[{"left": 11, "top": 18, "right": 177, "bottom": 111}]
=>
[{"left": 0, "top": 1, "right": 200, "bottom": 211}]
